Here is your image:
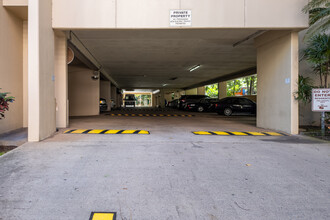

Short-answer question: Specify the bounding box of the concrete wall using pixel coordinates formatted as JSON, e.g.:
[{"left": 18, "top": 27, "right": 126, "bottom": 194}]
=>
[
  {"left": 54, "top": 32, "right": 68, "bottom": 128},
  {"left": 53, "top": 0, "right": 308, "bottom": 29},
  {"left": 68, "top": 66, "right": 99, "bottom": 116},
  {"left": 100, "top": 80, "right": 111, "bottom": 111},
  {"left": 0, "top": 2, "right": 23, "bottom": 134},
  {"left": 197, "top": 86, "right": 205, "bottom": 95},
  {"left": 23, "top": 20, "right": 28, "bottom": 127},
  {"left": 28, "top": 0, "right": 56, "bottom": 141},
  {"left": 255, "top": 31, "right": 299, "bottom": 134},
  {"left": 185, "top": 88, "right": 197, "bottom": 95}
]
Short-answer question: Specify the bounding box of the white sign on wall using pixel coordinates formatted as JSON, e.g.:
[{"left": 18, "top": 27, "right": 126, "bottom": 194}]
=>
[
  {"left": 170, "top": 10, "right": 192, "bottom": 27},
  {"left": 312, "top": 88, "right": 330, "bottom": 112}
]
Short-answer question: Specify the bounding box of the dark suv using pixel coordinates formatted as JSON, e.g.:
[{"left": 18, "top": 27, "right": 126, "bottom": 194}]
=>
[
  {"left": 215, "top": 97, "right": 256, "bottom": 116},
  {"left": 179, "top": 95, "right": 209, "bottom": 109}
]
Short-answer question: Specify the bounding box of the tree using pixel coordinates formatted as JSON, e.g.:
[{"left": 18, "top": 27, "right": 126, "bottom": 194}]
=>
[
  {"left": 294, "top": 75, "right": 314, "bottom": 104},
  {"left": 0, "top": 89, "right": 15, "bottom": 119},
  {"left": 205, "top": 83, "right": 218, "bottom": 98},
  {"left": 303, "top": 34, "right": 330, "bottom": 88},
  {"left": 303, "top": 0, "right": 330, "bottom": 39},
  {"left": 302, "top": 33, "right": 330, "bottom": 136}
]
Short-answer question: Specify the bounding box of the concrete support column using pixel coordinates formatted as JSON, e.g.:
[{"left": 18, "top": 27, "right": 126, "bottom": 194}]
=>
[
  {"left": 159, "top": 89, "right": 165, "bottom": 108},
  {"left": 100, "top": 80, "right": 111, "bottom": 111},
  {"left": 255, "top": 31, "right": 299, "bottom": 134},
  {"left": 23, "top": 21, "right": 28, "bottom": 128},
  {"left": 28, "top": 0, "right": 56, "bottom": 141},
  {"left": 55, "top": 32, "right": 68, "bottom": 128},
  {"left": 218, "top": 82, "right": 227, "bottom": 99},
  {"left": 197, "top": 86, "right": 205, "bottom": 95}
]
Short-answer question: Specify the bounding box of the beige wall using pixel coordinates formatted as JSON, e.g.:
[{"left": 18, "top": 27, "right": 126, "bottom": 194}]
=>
[
  {"left": 0, "top": 2, "right": 23, "bottom": 134},
  {"left": 54, "top": 32, "right": 68, "bottom": 128},
  {"left": 255, "top": 31, "right": 299, "bottom": 134},
  {"left": 185, "top": 88, "right": 197, "bottom": 95},
  {"left": 52, "top": 0, "right": 308, "bottom": 29},
  {"left": 68, "top": 66, "right": 100, "bottom": 116},
  {"left": 197, "top": 86, "right": 205, "bottom": 95},
  {"left": 100, "top": 80, "right": 111, "bottom": 111},
  {"left": 28, "top": 0, "right": 56, "bottom": 141},
  {"left": 23, "top": 20, "right": 28, "bottom": 127}
]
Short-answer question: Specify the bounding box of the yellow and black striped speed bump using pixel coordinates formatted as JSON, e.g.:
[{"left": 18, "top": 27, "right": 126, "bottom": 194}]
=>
[
  {"left": 107, "top": 113, "right": 194, "bottom": 117},
  {"left": 192, "top": 131, "right": 288, "bottom": 136},
  {"left": 64, "top": 129, "right": 150, "bottom": 135},
  {"left": 90, "top": 212, "right": 116, "bottom": 220}
]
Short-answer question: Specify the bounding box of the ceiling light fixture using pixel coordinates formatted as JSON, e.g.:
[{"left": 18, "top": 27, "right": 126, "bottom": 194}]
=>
[
  {"left": 162, "top": 84, "right": 168, "bottom": 87},
  {"left": 189, "top": 64, "right": 201, "bottom": 72}
]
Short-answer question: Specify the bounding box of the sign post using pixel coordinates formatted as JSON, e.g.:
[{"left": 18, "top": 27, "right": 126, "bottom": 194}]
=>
[{"left": 312, "top": 88, "right": 330, "bottom": 136}]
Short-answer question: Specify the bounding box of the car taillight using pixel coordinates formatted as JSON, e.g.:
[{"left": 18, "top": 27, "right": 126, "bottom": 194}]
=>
[{"left": 215, "top": 104, "right": 219, "bottom": 107}]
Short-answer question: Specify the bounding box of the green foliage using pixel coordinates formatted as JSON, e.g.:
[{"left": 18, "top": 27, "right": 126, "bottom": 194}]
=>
[
  {"left": 303, "top": 0, "right": 330, "bottom": 39},
  {"left": 226, "top": 75, "right": 257, "bottom": 97},
  {"left": 227, "top": 79, "right": 242, "bottom": 96},
  {"left": 303, "top": 34, "right": 330, "bottom": 88},
  {"left": 205, "top": 83, "right": 218, "bottom": 98},
  {"left": 135, "top": 94, "right": 151, "bottom": 106},
  {"left": 294, "top": 75, "right": 314, "bottom": 104},
  {"left": 0, "top": 89, "right": 15, "bottom": 119}
]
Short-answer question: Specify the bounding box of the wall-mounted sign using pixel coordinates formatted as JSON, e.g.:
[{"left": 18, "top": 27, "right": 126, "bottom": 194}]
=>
[
  {"left": 312, "top": 88, "right": 330, "bottom": 112},
  {"left": 170, "top": 10, "right": 191, "bottom": 27}
]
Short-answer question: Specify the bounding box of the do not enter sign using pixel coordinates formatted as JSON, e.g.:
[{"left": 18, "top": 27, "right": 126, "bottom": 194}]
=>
[{"left": 312, "top": 89, "right": 330, "bottom": 112}]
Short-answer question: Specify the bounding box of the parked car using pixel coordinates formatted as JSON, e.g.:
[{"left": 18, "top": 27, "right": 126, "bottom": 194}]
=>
[
  {"left": 178, "top": 95, "right": 210, "bottom": 109},
  {"left": 100, "top": 98, "right": 108, "bottom": 112},
  {"left": 215, "top": 97, "right": 256, "bottom": 116},
  {"left": 184, "top": 98, "right": 219, "bottom": 112},
  {"left": 124, "top": 94, "right": 136, "bottom": 108},
  {"left": 168, "top": 99, "right": 179, "bottom": 108}
]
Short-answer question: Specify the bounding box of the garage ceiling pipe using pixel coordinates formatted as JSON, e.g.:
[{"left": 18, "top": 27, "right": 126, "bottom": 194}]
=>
[{"left": 68, "top": 31, "right": 120, "bottom": 88}]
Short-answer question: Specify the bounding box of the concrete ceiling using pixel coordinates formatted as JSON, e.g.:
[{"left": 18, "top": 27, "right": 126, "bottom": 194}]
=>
[{"left": 73, "top": 29, "right": 259, "bottom": 89}]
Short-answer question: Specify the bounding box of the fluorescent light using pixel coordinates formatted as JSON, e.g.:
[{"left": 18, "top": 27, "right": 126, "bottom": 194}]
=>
[
  {"left": 162, "top": 84, "right": 168, "bottom": 87},
  {"left": 152, "top": 90, "right": 160, "bottom": 94},
  {"left": 189, "top": 64, "right": 201, "bottom": 72}
]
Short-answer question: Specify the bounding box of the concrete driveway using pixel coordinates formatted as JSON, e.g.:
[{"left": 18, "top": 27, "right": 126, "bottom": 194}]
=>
[{"left": 0, "top": 112, "right": 329, "bottom": 220}]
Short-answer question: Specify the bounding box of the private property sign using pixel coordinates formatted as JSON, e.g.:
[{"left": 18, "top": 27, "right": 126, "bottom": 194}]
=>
[
  {"left": 170, "top": 10, "right": 192, "bottom": 27},
  {"left": 312, "top": 89, "right": 330, "bottom": 112}
]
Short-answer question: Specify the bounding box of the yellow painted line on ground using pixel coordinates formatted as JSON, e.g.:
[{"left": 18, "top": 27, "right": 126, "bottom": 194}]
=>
[
  {"left": 104, "top": 130, "right": 121, "bottom": 134},
  {"left": 194, "top": 131, "right": 212, "bottom": 135},
  {"left": 121, "top": 130, "right": 136, "bottom": 134},
  {"left": 90, "top": 212, "right": 116, "bottom": 220},
  {"left": 246, "top": 132, "right": 265, "bottom": 136},
  {"left": 64, "top": 129, "right": 150, "bottom": 135},
  {"left": 193, "top": 131, "right": 286, "bottom": 136},
  {"left": 264, "top": 132, "right": 284, "bottom": 136},
  {"left": 139, "top": 130, "right": 150, "bottom": 134},
  {"left": 88, "top": 130, "right": 105, "bottom": 134},
  {"left": 71, "top": 129, "right": 88, "bottom": 134},
  {"left": 213, "top": 131, "right": 231, "bottom": 135},
  {"left": 231, "top": 132, "right": 249, "bottom": 136}
]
